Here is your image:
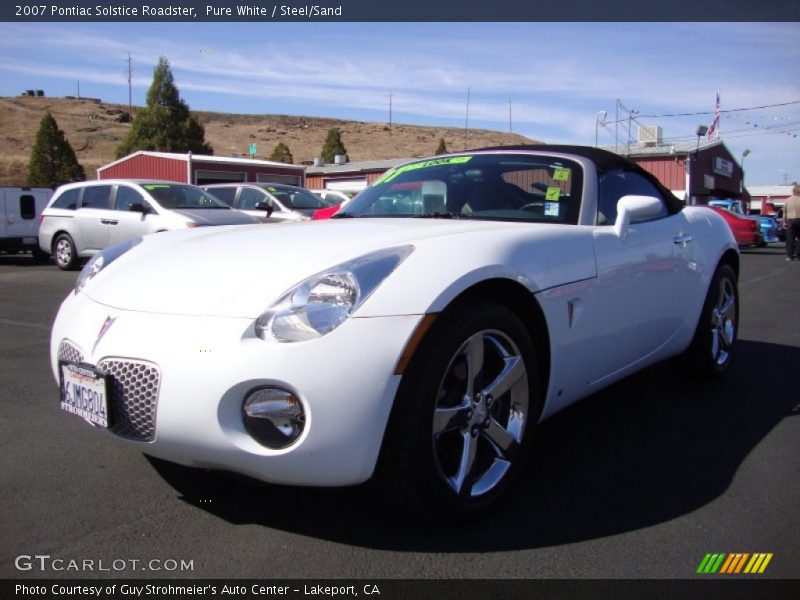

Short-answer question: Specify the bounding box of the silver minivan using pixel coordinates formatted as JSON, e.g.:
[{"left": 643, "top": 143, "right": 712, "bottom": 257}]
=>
[{"left": 39, "top": 179, "right": 259, "bottom": 270}]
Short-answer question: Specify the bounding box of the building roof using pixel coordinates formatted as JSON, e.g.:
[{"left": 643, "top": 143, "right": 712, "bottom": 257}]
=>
[
  {"left": 748, "top": 185, "right": 793, "bottom": 197},
  {"left": 98, "top": 150, "right": 305, "bottom": 172},
  {"left": 306, "top": 158, "right": 408, "bottom": 175},
  {"left": 599, "top": 139, "right": 722, "bottom": 158}
]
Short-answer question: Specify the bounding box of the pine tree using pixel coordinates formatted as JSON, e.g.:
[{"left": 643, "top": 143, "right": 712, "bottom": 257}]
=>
[
  {"left": 435, "top": 138, "right": 448, "bottom": 155},
  {"left": 27, "top": 112, "right": 85, "bottom": 187},
  {"left": 320, "top": 128, "right": 348, "bottom": 163},
  {"left": 269, "top": 142, "right": 293, "bottom": 164},
  {"left": 116, "top": 56, "right": 212, "bottom": 158}
]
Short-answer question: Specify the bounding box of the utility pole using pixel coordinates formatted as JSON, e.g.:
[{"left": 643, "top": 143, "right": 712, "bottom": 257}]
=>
[
  {"left": 388, "top": 90, "right": 392, "bottom": 135},
  {"left": 125, "top": 52, "right": 133, "bottom": 122},
  {"left": 464, "top": 87, "right": 470, "bottom": 150},
  {"left": 76, "top": 81, "right": 80, "bottom": 99}
]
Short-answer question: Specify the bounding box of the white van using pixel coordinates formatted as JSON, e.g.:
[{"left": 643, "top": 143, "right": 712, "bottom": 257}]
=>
[{"left": 0, "top": 187, "right": 53, "bottom": 261}]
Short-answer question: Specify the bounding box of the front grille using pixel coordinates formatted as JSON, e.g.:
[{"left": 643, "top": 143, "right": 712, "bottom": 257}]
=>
[
  {"left": 98, "top": 359, "right": 161, "bottom": 442},
  {"left": 58, "top": 340, "right": 161, "bottom": 442},
  {"left": 58, "top": 340, "right": 84, "bottom": 364}
]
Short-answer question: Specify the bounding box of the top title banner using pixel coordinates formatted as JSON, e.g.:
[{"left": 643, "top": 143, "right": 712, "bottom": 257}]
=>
[{"left": 4, "top": 0, "right": 799, "bottom": 22}]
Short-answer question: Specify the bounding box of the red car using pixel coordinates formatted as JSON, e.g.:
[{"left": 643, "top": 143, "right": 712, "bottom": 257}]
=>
[{"left": 707, "top": 206, "right": 763, "bottom": 247}]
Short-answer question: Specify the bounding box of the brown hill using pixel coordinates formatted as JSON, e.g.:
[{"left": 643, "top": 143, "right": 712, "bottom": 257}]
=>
[{"left": 0, "top": 96, "right": 539, "bottom": 186}]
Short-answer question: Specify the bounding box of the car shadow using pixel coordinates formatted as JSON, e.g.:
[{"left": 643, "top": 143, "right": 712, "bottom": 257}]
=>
[
  {"left": 740, "top": 246, "right": 785, "bottom": 257},
  {"left": 0, "top": 253, "right": 51, "bottom": 267},
  {"left": 147, "top": 339, "right": 798, "bottom": 552}
]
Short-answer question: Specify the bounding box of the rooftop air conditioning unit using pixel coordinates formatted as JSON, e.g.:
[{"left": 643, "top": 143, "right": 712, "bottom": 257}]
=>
[
  {"left": 638, "top": 126, "right": 663, "bottom": 146},
  {"left": 334, "top": 154, "right": 346, "bottom": 165},
  {"left": 313, "top": 157, "right": 324, "bottom": 167}
]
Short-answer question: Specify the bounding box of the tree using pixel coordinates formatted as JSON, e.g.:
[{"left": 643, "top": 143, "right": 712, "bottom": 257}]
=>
[
  {"left": 320, "top": 127, "right": 348, "bottom": 163},
  {"left": 435, "top": 138, "right": 448, "bottom": 155},
  {"left": 116, "top": 56, "right": 212, "bottom": 158},
  {"left": 269, "top": 142, "right": 293, "bottom": 164},
  {"left": 27, "top": 112, "right": 85, "bottom": 187}
]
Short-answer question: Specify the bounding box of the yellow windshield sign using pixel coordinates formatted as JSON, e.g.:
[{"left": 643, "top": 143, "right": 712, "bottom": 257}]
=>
[
  {"left": 374, "top": 156, "right": 473, "bottom": 185},
  {"left": 552, "top": 168, "right": 570, "bottom": 181},
  {"left": 545, "top": 187, "right": 561, "bottom": 201}
]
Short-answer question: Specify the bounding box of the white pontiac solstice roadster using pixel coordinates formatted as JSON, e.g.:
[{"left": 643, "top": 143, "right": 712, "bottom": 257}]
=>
[{"left": 51, "top": 146, "right": 739, "bottom": 520}]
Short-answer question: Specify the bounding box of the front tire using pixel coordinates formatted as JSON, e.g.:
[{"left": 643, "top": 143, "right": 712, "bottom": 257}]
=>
[
  {"left": 53, "top": 233, "right": 78, "bottom": 271},
  {"left": 676, "top": 263, "right": 738, "bottom": 378},
  {"left": 375, "top": 302, "right": 541, "bottom": 521}
]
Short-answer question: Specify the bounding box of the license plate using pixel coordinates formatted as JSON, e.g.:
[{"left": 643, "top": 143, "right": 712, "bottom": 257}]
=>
[{"left": 60, "top": 362, "right": 109, "bottom": 428}]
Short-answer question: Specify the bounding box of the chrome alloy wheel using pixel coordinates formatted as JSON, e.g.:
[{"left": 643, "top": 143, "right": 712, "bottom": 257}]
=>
[
  {"left": 710, "top": 276, "right": 736, "bottom": 367},
  {"left": 432, "top": 329, "right": 529, "bottom": 498},
  {"left": 55, "top": 238, "right": 73, "bottom": 269}
]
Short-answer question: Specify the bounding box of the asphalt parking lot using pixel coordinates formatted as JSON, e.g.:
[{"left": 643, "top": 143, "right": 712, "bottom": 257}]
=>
[{"left": 0, "top": 245, "right": 798, "bottom": 580}]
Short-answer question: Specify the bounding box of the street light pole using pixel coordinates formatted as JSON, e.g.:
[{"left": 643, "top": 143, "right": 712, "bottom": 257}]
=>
[
  {"left": 687, "top": 125, "right": 709, "bottom": 206},
  {"left": 741, "top": 148, "right": 751, "bottom": 209}
]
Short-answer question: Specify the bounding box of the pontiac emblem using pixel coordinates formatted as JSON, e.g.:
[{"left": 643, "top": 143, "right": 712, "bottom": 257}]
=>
[{"left": 93, "top": 316, "right": 116, "bottom": 354}]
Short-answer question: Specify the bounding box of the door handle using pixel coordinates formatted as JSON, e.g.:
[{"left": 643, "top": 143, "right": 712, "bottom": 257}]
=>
[
  {"left": 673, "top": 233, "right": 693, "bottom": 246},
  {"left": 100, "top": 219, "right": 119, "bottom": 225}
]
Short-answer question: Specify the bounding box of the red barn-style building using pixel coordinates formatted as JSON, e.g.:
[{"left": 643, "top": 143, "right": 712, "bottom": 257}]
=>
[{"left": 98, "top": 151, "right": 305, "bottom": 187}]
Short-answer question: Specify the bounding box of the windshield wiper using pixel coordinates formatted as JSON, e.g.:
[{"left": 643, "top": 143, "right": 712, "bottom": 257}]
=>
[
  {"left": 331, "top": 212, "right": 357, "bottom": 219},
  {"left": 412, "top": 212, "right": 464, "bottom": 219}
]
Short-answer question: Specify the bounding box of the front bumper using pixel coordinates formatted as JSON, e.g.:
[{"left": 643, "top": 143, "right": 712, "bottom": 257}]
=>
[{"left": 50, "top": 291, "right": 423, "bottom": 486}]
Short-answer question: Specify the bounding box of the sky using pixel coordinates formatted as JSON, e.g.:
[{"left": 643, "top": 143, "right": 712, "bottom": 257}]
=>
[{"left": 0, "top": 21, "right": 798, "bottom": 186}]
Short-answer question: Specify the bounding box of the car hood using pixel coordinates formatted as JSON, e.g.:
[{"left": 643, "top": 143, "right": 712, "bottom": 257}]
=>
[
  {"left": 83, "top": 218, "right": 547, "bottom": 318},
  {"left": 173, "top": 208, "right": 258, "bottom": 225}
]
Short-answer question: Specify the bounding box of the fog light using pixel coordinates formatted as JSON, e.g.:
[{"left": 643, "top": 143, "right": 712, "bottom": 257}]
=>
[{"left": 243, "top": 387, "right": 305, "bottom": 449}]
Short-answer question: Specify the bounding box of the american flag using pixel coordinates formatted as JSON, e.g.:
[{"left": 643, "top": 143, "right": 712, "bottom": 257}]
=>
[{"left": 708, "top": 91, "right": 720, "bottom": 139}]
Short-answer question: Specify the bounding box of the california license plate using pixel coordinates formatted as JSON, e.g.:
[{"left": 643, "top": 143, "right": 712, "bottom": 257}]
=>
[{"left": 60, "top": 362, "right": 109, "bottom": 428}]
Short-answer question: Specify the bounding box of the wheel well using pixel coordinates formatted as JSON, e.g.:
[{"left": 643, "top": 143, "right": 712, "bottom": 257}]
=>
[
  {"left": 50, "top": 230, "right": 72, "bottom": 253},
  {"left": 438, "top": 278, "right": 551, "bottom": 411},
  {"left": 719, "top": 249, "right": 740, "bottom": 278}
]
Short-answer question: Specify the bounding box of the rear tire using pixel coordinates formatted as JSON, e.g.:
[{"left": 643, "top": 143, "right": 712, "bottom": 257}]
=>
[
  {"left": 53, "top": 233, "right": 79, "bottom": 271},
  {"left": 675, "top": 263, "right": 738, "bottom": 378},
  {"left": 374, "top": 302, "right": 541, "bottom": 521}
]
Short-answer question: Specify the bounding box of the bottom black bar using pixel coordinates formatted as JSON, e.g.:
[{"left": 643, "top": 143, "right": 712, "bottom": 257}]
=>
[{"left": 3, "top": 579, "right": 799, "bottom": 600}]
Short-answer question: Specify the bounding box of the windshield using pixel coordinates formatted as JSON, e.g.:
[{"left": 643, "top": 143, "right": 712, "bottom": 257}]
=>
[
  {"left": 142, "top": 183, "right": 230, "bottom": 209},
  {"left": 339, "top": 154, "right": 583, "bottom": 224},
  {"left": 264, "top": 185, "right": 331, "bottom": 210}
]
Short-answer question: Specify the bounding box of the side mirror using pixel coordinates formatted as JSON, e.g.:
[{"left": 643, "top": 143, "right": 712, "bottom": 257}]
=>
[
  {"left": 614, "top": 195, "right": 664, "bottom": 241},
  {"left": 130, "top": 203, "right": 150, "bottom": 215},
  {"left": 254, "top": 201, "right": 274, "bottom": 218}
]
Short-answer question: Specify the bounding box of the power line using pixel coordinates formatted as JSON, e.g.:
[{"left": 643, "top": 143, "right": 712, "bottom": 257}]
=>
[{"left": 638, "top": 99, "right": 800, "bottom": 119}]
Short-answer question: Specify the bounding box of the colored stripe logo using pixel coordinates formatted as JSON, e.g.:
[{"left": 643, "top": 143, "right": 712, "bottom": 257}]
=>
[{"left": 696, "top": 553, "right": 773, "bottom": 574}]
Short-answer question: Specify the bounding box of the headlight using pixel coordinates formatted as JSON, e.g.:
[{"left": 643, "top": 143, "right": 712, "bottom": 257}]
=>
[
  {"left": 75, "top": 237, "right": 142, "bottom": 294},
  {"left": 255, "top": 245, "right": 413, "bottom": 342}
]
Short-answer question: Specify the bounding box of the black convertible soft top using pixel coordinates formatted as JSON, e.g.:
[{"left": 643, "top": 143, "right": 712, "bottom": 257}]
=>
[{"left": 472, "top": 144, "right": 684, "bottom": 214}]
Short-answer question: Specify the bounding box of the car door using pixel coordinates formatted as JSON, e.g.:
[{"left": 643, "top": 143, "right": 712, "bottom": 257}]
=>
[
  {"left": 239, "top": 186, "right": 283, "bottom": 222},
  {"left": 589, "top": 169, "right": 701, "bottom": 383},
  {"left": 108, "top": 185, "right": 154, "bottom": 246},
  {"left": 73, "top": 184, "right": 114, "bottom": 253}
]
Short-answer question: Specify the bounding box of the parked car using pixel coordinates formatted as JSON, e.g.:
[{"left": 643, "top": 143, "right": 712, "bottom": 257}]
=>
[
  {"left": 706, "top": 206, "right": 763, "bottom": 247},
  {"left": 51, "top": 145, "right": 739, "bottom": 521},
  {"left": 773, "top": 209, "right": 786, "bottom": 241},
  {"left": 708, "top": 199, "right": 778, "bottom": 245},
  {"left": 39, "top": 180, "right": 259, "bottom": 270},
  {"left": 310, "top": 189, "right": 352, "bottom": 207},
  {"left": 202, "top": 183, "right": 332, "bottom": 223},
  {"left": 311, "top": 196, "right": 354, "bottom": 220},
  {"left": 0, "top": 186, "right": 52, "bottom": 261}
]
